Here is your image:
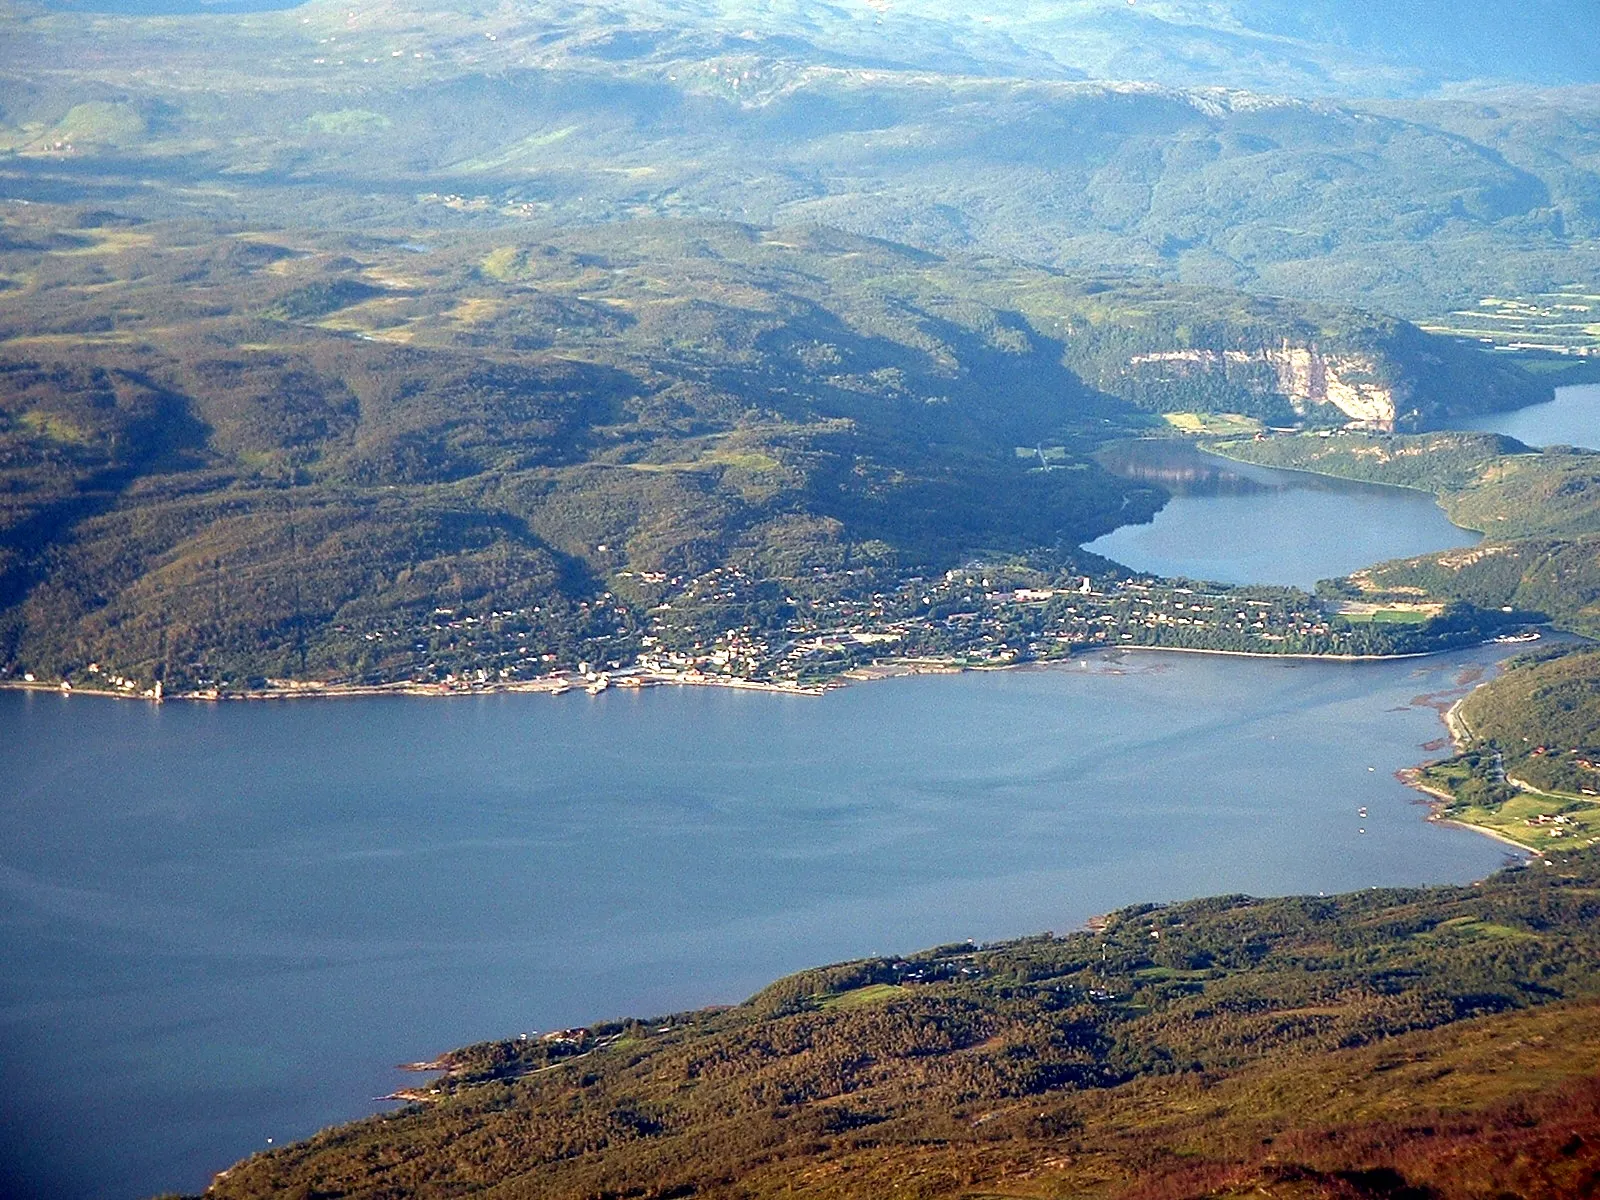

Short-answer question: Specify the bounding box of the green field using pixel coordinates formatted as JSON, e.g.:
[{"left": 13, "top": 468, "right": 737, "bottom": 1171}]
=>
[
  {"left": 1421, "top": 289, "right": 1600, "bottom": 355},
  {"left": 1161, "top": 410, "right": 1265, "bottom": 437},
  {"left": 1337, "top": 608, "right": 1433, "bottom": 624},
  {"left": 813, "top": 983, "right": 908, "bottom": 1010},
  {"left": 1420, "top": 769, "right": 1600, "bottom": 850}
]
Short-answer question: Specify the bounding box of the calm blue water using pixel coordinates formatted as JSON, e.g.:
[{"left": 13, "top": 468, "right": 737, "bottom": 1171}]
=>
[
  {"left": 1085, "top": 439, "right": 1479, "bottom": 587},
  {"left": 1446, "top": 382, "right": 1600, "bottom": 450},
  {"left": 0, "top": 651, "right": 1518, "bottom": 1198},
  {"left": 1, "top": 408, "right": 1568, "bottom": 1198}
]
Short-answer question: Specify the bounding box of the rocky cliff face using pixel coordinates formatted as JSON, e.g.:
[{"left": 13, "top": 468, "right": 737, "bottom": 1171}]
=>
[{"left": 1128, "top": 341, "right": 1404, "bottom": 429}]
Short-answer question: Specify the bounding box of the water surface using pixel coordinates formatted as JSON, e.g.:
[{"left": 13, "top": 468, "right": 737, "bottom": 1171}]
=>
[
  {"left": 0, "top": 650, "right": 1518, "bottom": 1197},
  {"left": 1445, "top": 382, "right": 1600, "bottom": 450},
  {"left": 1085, "top": 439, "right": 1478, "bottom": 587},
  {"left": 8, "top": 392, "right": 1588, "bottom": 1199}
]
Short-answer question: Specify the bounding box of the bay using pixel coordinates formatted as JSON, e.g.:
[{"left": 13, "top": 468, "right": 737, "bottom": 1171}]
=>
[
  {"left": 1084, "top": 439, "right": 1479, "bottom": 587},
  {"left": 0, "top": 650, "right": 1517, "bottom": 1198}
]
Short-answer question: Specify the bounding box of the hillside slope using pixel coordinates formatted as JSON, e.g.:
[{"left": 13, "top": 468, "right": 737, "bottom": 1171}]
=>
[
  {"left": 0, "top": 207, "right": 1535, "bottom": 690},
  {"left": 201, "top": 851, "right": 1600, "bottom": 1200},
  {"left": 1406, "top": 645, "right": 1600, "bottom": 852}
]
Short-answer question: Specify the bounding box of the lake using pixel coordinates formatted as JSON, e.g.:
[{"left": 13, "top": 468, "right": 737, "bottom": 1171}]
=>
[
  {"left": 1446, "top": 381, "right": 1600, "bottom": 450},
  {"left": 1084, "top": 438, "right": 1479, "bottom": 587}
]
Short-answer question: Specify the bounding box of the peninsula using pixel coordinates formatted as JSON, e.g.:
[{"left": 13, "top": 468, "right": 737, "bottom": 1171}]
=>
[{"left": 200, "top": 849, "right": 1600, "bottom": 1200}]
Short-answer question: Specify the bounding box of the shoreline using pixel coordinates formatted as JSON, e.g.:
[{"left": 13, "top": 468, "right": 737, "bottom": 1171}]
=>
[
  {"left": 1198, "top": 437, "right": 1492, "bottom": 533},
  {"left": 1443, "top": 695, "right": 1471, "bottom": 746},
  {"left": 1397, "top": 671, "right": 1549, "bottom": 857},
  {"left": 1112, "top": 644, "right": 1436, "bottom": 663},
  {"left": 1396, "top": 768, "right": 1535, "bottom": 855},
  {"left": 1, "top": 635, "right": 1547, "bottom": 859},
  {"left": 0, "top": 639, "right": 1484, "bottom": 708},
  {"left": 3, "top": 638, "right": 1547, "bottom": 862},
  {"left": 0, "top": 671, "right": 834, "bottom": 704},
  {"left": 1429, "top": 810, "right": 1540, "bottom": 856}
]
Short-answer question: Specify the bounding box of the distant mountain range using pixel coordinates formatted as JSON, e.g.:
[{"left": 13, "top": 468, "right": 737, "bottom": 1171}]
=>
[
  {"left": 2, "top": 0, "right": 1599, "bottom": 315},
  {"left": 34, "top": 0, "right": 1600, "bottom": 95}
]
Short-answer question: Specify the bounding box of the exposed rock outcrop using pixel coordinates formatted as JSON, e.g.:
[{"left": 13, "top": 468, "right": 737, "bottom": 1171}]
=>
[{"left": 1128, "top": 341, "right": 1404, "bottom": 429}]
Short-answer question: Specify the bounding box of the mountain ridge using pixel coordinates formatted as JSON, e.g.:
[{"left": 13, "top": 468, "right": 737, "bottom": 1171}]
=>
[{"left": 4, "top": 0, "right": 1600, "bottom": 314}]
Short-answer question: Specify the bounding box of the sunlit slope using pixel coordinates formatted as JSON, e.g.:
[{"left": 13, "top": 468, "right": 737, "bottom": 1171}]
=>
[{"left": 0, "top": 208, "right": 1537, "bottom": 687}]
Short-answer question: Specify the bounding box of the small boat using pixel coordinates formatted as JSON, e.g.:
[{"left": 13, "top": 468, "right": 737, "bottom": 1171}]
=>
[
  {"left": 586, "top": 675, "right": 610, "bottom": 695},
  {"left": 549, "top": 681, "right": 572, "bottom": 695},
  {"left": 1358, "top": 807, "right": 1368, "bottom": 818}
]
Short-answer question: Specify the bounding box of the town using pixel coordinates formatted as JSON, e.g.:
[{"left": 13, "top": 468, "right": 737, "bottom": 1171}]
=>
[{"left": 19, "top": 556, "right": 1510, "bottom": 702}]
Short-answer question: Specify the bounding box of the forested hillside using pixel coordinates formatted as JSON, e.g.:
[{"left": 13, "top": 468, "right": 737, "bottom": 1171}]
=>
[
  {"left": 1, "top": 205, "right": 1532, "bottom": 690},
  {"left": 1458, "top": 646, "right": 1600, "bottom": 795},
  {"left": 201, "top": 850, "right": 1600, "bottom": 1200}
]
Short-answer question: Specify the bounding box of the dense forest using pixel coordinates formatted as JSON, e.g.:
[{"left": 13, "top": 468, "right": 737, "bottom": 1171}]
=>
[
  {"left": 198, "top": 849, "right": 1600, "bottom": 1200},
  {"left": 1459, "top": 646, "right": 1600, "bottom": 795}
]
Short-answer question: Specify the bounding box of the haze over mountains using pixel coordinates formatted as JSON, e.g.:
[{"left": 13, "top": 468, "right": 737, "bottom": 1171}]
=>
[
  {"left": 5, "top": 0, "right": 1600, "bottom": 314},
  {"left": 37, "top": 0, "right": 1600, "bottom": 95}
]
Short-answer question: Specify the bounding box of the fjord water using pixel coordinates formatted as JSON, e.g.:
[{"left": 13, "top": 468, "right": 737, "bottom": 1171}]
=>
[
  {"left": 1085, "top": 439, "right": 1479, "bottom": 586},
  {"left": 0, "top": 652, "right": 1517, "bottom": 1198},
  {"left": 0, "top": 418, "right": 1551, "bottom": 1199}
]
